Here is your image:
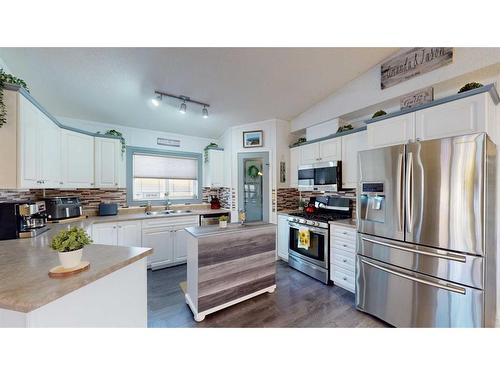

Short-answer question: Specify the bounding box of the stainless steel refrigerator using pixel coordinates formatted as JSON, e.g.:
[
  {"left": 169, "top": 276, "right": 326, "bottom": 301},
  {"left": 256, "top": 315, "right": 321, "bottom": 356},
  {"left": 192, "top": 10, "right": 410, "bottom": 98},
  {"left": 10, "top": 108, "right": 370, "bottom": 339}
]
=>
[{"left": 356, "top": 133, "right": 497, "bottom": 327}]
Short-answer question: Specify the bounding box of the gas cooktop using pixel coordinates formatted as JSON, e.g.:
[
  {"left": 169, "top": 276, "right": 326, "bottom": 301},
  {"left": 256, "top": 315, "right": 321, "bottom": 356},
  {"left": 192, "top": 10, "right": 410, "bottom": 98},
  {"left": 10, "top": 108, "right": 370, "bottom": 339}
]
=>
[{"left": 288, "top": 211, "right": 351, "bottom": 222}]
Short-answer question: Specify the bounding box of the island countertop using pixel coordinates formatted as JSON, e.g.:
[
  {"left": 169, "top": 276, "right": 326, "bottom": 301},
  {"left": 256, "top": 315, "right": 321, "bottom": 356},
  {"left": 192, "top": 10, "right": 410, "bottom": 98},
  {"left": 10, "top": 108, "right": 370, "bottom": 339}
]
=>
[
  {"left": 0, "top": 222, "right": 152, "bottom": 313},
  {"left": 185, "top": 222, "right": 276, "bottom": 238}
]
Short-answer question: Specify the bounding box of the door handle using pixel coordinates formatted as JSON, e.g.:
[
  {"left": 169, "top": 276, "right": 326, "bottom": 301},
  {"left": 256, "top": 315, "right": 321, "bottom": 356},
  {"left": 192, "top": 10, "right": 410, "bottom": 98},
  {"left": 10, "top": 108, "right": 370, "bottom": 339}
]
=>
[
  {"left": 361, "top": 236, "right": 466, "bottom": 262},
  {"left": 406, "top": 151, "right": 413, "bottom": 232},
  {"left": 396, "top": 151, "right": 404, "bottom": 232},
  {"left": 360, "top": 258, "right": 466, "bottom": 294}
]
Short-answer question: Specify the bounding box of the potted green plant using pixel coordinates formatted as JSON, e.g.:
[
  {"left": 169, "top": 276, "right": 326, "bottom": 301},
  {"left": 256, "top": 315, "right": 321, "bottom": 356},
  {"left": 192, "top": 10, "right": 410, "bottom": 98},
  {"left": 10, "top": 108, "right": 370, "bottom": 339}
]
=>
[
  {"left": 50, "top": 227, "right": 92, "bottom": 269},
  {"left": 218, "top": 215, "right": 229, "bottom": 228}
]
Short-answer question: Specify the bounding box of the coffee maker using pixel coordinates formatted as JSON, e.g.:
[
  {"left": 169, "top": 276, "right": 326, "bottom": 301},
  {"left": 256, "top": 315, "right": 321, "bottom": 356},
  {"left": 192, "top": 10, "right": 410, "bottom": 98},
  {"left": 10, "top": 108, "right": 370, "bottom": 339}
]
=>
[{"left": 0, "top": 201, "right": 49, "bottom": 240}]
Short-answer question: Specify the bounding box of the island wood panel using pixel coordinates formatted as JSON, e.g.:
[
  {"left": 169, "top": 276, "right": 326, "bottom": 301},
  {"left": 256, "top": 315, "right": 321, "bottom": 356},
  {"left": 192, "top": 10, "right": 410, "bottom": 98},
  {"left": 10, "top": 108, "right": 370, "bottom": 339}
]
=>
[{"left": 195, "top": 226, "right": 276, "bottom": 312}]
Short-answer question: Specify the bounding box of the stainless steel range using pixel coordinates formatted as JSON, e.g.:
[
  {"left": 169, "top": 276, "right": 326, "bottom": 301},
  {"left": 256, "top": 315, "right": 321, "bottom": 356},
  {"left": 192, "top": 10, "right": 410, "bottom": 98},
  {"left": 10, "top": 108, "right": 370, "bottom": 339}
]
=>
[{"left": 287, "top": 197, "right": 352, "bottom": 284}]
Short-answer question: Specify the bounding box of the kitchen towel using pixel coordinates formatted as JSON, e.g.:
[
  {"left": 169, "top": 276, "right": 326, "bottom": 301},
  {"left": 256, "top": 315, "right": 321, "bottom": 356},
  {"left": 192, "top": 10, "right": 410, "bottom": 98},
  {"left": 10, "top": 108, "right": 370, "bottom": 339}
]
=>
[{"left": 298, "top": 228, "right": 310, "bottom": 250}]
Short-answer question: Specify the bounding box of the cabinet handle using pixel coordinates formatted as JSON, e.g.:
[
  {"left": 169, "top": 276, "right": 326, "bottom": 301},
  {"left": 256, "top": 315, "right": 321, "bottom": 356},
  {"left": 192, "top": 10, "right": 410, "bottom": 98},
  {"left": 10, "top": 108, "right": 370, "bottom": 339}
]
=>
[
  {"left": 115, "top": 183, "right": 118, "bottom": 186},
  {"left": 113, "top": 226, "right": 116, "bottom": 229},
  {"left": 342, "top": 244, "right": 347, "bottom": 247},
  {"left": 60, "top": 182, "right": 64, "bottom": 185},
  {"left": 343, "top": 276, "right": 347, "bottom": 281},
  {"left": 342, "top": 258, "right": 347, "bottom": 262}
]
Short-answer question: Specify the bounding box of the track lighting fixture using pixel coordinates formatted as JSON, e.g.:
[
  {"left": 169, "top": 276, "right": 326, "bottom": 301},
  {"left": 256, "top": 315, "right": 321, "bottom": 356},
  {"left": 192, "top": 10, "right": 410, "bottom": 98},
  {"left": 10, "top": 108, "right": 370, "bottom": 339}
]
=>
[
  {"left": 179, "top": 101, "right": 187, "bottom": 114},
  {"left": 151, "top": 94, "right": 161, "bottom": 107},
  {"left": 153, "top": 90, "right": 210, "bottom": 117}
]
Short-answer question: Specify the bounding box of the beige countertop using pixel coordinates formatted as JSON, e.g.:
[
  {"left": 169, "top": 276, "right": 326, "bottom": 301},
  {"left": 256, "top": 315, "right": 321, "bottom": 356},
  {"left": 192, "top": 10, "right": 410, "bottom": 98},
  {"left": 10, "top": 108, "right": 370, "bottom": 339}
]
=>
[
  {"left": 0, "top": 207, "right": 230, "bottom": 313},
  {"left": 329, "top": 218, "right": 357, "bottom": 228},
  {"left": 185, "top": 222, "right": 276, "bottom": 238}
]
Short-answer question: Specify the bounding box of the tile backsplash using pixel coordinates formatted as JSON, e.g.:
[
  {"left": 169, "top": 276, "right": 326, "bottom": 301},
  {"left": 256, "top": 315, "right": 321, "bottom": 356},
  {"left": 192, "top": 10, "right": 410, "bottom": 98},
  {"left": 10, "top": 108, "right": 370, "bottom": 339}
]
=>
[{"left": 276, "top": 188, "right": 357, "bottom": 214}]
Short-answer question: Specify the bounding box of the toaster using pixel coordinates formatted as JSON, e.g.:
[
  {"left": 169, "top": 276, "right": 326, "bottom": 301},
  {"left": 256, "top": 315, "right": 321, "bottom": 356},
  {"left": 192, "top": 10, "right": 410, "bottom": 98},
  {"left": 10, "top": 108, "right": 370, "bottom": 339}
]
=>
[{"left": 99, "top": 202, "right": 118, "bottom": 216}]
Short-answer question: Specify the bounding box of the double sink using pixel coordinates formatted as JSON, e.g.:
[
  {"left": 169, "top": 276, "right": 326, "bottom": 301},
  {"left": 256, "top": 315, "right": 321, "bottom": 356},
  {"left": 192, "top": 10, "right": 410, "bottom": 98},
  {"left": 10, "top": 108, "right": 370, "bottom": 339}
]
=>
[{"left": 145, "top": 210, "right": 193, "bottom": 216}]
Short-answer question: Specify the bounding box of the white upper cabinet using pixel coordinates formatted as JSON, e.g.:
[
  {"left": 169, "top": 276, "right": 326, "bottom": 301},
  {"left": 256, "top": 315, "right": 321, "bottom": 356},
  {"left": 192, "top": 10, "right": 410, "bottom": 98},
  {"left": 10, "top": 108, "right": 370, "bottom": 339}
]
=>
[
  {"left": 299, "top": 143, "right": 320, "bottom": 164},
  {"left": 289, "top": 147, "right": 300, "bottom": 188},
  {"left": 319, "top": 137, "right": 342, "bottom": 161},
  {"left": 61, "top": 130, "right": 95, "bottom": 188},
  {"left": 367, "top": 91, "right": 497, "bottom": 149},
  {"left": 415, "top": 93, "right": 493, "bottom": 141},
  {"left": 95, "top": 137, "right": 124, "bottom": 188},
  {"left": 18, "top": 95, "right": 62, "bottom": 189},
  {"left": 367, "top": 113, "right": 415, "bottom": 149},
  {"left": 203, "top": 149, "right": 224, "bottom": 188},
  {"left": 341, "top": 131, "right": 367, "bottom": 189}
]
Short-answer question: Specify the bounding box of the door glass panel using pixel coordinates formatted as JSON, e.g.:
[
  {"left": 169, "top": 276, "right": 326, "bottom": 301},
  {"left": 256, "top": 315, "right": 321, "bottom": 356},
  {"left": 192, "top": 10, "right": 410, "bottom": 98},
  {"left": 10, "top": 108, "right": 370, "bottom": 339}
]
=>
[{"left": 243, "top": 159, "right": 263, "bottom": 222}]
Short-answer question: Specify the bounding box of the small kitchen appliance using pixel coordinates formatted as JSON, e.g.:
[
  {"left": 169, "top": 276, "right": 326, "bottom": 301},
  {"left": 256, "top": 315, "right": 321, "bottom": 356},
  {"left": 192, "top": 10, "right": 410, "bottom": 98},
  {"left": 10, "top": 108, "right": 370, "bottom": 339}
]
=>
[
  {"left": 0, "top": 201, "right": 49, "bottom": 240},
  {"left": 43, "top": 197, "right": 83, "bottom": 220},
  {"left": 98, "top": 202, "right": 118, "bottom": 216},
  {"left": 209, "top": 195, "right": 221, "bottom": 209},
  {"left": 298, "top": 161, "right": 342, "bottom": 191}
]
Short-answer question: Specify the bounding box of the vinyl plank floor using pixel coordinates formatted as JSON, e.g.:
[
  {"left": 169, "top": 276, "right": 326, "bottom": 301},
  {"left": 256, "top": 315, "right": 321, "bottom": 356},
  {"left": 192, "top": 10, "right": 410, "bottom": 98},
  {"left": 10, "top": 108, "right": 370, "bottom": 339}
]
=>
[{"left": 147, "top": 260, "right": 388, "bottom": 328}]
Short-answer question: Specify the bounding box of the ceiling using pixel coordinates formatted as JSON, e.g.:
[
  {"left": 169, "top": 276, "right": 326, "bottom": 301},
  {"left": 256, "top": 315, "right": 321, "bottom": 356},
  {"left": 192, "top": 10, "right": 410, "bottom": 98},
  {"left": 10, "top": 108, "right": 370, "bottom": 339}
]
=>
[{"left": 0, "top": 48, "right": 397, "bottom": 139}]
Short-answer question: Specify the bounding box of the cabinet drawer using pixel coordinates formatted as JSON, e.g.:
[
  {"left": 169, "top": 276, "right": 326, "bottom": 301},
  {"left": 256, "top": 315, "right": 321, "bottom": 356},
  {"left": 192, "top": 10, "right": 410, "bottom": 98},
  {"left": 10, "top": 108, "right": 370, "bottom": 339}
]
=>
[
  {"left": 142, "top": 215, "right": 199, "bottom": 228},
  {"left": 331, "top": 238, "right": 356, "bottom": 253},
  {"left": 333, "top": 267, "right": 355, "bottom": 293},
  {"left": 331, "top": 226, "right": 356, "bottom": 242},
  {"left": 332, "top": 252, "right": 356, "bottom": 272}
]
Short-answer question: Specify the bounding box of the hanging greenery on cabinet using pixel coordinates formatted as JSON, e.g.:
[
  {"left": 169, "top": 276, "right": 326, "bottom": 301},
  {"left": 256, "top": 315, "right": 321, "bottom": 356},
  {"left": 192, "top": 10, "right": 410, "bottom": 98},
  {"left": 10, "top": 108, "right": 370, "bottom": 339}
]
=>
[{"left": 0, "top": 69, "right": 30, "bottom": 128}]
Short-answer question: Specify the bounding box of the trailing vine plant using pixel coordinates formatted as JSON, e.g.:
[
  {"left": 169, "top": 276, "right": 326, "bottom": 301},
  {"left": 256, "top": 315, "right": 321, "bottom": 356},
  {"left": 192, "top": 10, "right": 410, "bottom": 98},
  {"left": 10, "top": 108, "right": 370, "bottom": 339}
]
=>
[
  {"left": 0, "top": 69, "right": 29, "bottom": 128},
  {"left": 96, "top": 129, "right": 126, "bottom": 155}
]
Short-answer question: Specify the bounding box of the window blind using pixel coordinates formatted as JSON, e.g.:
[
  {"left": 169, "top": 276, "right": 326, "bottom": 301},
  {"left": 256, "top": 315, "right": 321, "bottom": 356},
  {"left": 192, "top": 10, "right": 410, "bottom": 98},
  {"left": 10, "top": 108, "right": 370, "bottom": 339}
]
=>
[{"left": 133, "top": 154, "right": 198, "bottom": 180}]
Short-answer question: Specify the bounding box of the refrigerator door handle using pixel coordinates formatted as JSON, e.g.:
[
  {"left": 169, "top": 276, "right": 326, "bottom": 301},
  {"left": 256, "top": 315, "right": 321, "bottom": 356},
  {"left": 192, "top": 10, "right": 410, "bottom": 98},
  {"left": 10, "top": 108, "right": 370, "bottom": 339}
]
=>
[
  {"left": 360, "top": 236, "right": 467, "bottom": 262},
  {"left": 360, "top": 258, "right": 466, "bottom": 295},
  {"left": 406, "top": 151, "right": 414, "bottom": 232},
  {"left": 396, "top": 151, "right": 404, "bottom": 232}
]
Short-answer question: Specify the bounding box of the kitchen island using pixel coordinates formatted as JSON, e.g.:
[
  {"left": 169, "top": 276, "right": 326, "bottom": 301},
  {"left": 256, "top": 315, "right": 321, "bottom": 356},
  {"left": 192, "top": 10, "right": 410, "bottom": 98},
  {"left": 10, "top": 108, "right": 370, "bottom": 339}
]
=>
[
  {"left": 185, "top": 223, "right": 276, "bottom": 322},
  {"left": 0, "top": 222, "right": 152, "bottom": 328}
]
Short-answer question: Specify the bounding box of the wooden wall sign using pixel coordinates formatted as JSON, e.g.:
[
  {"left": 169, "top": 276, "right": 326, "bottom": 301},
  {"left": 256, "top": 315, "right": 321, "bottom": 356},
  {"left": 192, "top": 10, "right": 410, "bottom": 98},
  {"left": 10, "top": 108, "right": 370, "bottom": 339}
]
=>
[
  {"left": 381, "top": 48, "right": 453, "bottom": 89},
  {"left": 400, "top": 87, "right": 434, "bottom": 109}
]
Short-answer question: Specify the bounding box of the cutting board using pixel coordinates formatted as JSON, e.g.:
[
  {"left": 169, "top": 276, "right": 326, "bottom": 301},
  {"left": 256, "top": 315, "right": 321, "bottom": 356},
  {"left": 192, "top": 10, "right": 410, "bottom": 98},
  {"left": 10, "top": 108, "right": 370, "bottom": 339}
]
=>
[{"left": 48, "top": 261, "right": 90, "bottom": 278}]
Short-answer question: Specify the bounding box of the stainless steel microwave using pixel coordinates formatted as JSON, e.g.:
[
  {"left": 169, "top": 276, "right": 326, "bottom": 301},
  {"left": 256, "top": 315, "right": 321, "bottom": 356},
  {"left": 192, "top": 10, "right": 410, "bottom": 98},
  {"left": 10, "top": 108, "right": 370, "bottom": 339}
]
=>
[{"left": 298, "top": 161, "right": 342, "bottom": 191}]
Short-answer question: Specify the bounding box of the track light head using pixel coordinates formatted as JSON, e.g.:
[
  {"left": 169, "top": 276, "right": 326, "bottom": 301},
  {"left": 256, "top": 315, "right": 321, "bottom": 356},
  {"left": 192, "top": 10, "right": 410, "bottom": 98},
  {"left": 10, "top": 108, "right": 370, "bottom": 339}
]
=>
[
  {"left": 151, "top": 94, "right": 161, "bottom": 107},
  {"left": 202, "top": 106, "right": 209, "bottom": 118},
  {"left": 179, "top": 101, "right": 187, "bottom": 114}
]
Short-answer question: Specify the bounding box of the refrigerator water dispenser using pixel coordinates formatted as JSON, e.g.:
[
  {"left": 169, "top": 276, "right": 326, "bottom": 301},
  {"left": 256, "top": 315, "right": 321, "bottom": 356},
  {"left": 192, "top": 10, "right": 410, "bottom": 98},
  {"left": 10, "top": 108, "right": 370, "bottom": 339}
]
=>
[{"left": 360, "top": 182, "right": 385, "bottom": 223}]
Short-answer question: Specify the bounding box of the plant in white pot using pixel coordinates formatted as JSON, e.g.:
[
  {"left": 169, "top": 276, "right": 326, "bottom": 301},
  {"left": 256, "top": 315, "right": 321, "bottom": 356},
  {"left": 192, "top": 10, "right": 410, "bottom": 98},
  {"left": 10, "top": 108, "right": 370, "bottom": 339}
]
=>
[
  {"left": 50, "top": 227, "right": 92, "bottom": 269},
  {"left": 218, "top": 215, "right": 229, "bottom": 228}
]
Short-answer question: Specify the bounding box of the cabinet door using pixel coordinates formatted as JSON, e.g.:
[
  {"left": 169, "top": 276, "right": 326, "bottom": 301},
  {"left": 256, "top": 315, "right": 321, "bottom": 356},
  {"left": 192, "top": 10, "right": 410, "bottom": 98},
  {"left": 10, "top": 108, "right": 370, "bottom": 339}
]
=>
[
  {"left": 366, "top": 113, "right": 415, "bottom": 149},
  {"left": 142, "top": 227, "right": 174, "bottom": 269},
  {"left": 341, "top": 131, "right": 367, "bottom": 189},
  {"left": 277, "top": 215, "right": 289, "bottom": 261},
  {"left": 319, "top": 137, "right": 341, "bottom": 161},
  {"left": 415, "top": 93, "right": 487, "bottom": 141},
  {"left": 18, "top": 96, "right": 41, "bottom": 188},
  {"left": 117, "top": 220, "right": 142, "bottom": 247},
  {"left": 61, "top": 130, "right": 95, "bottom": 188},
  {"left": 92, "top": 222, "right": 118, "bottom": 245},
  {"left": 289, "top": 147, "right": 299, "bottom": 188},
  {"left": 40, "top": 115, "right": 62, "bottom": 188},
  {"left": 210, "top": 150, "right": 224, "bottom": 187},
  {"left": 95, "top": 137, "right": 119, "bottom": 188},
  {"left": 300, "top": 143, "right": 320, "bottom": 164},
  {"left": 173, "top": 229, "right": 188, "bottom": 263}
]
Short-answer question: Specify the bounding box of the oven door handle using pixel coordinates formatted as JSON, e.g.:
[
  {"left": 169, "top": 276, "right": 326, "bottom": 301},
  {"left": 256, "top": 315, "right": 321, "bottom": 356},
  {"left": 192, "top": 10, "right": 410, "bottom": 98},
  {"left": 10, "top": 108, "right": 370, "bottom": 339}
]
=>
[
  {"left": 288, "top": 222, "right": 328, "bottom": 235},
  {"left": 361, "top": 258, "right": 466, "bottom": 295}
]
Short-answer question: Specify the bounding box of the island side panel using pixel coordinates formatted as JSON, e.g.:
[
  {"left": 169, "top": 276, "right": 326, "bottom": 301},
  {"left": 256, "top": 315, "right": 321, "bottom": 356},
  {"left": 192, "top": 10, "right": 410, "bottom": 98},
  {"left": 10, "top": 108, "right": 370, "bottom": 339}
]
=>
[
  {"left": 25, "top": 258, "right": 148, "bottom": 327},
  {"left": 186, "top": 232, "right": 199, "bottom": 312},
  {"left": 197, "top": 227, "right": 276, "bottom": 312}
]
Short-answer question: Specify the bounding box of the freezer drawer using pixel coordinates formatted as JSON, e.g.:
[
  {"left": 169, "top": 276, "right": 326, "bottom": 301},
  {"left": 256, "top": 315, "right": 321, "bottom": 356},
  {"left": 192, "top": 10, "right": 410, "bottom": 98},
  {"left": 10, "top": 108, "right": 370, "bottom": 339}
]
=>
[
  {"left": 358, "top": 234, "right": 484, "bottom": 289},
  {"left": 356, "top": 256, "right": 484, "bottom": 327}
]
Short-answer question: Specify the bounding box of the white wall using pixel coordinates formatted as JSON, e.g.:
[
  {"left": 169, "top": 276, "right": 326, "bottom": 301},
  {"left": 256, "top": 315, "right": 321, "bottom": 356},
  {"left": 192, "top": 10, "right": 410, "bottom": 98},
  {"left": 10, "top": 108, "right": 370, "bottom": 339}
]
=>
[
  {"left": 292, "top": 48, "right": 500, "bottom": 132},
  {"left": 0, "top": 57, "right": 11, "bottom": 73},
  {"left": 221, "top": 118, "right": 290, "bottom": 223},
  {"left": 57, "top": 116, "right": 217, "bottom": 154}
]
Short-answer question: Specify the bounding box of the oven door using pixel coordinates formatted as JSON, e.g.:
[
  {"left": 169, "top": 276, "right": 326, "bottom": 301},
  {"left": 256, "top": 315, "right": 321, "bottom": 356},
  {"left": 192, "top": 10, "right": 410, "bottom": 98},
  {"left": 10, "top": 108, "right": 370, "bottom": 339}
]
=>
[{"left": 288, "top": 222, "right": 328, "bottom": 267}]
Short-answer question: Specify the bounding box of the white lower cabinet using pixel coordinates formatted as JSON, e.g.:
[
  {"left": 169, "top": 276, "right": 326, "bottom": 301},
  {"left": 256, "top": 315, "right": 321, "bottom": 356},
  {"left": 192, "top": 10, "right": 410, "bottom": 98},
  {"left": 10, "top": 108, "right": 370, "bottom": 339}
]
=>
[
  {"left": 330, "top": 223, "right": 356, "bottom": 293},
  {"left": 92, "top": 220, "right": 142, "bottom": 247},
  {"left": 117, "top": 221, "right": 142, "bottom": 247},
  {"left": 92, "top": 222, "right": 119, "bottom": 246},
  {"left": 173, "top": 229, "right": 188, "bottom": 262},
  {"left": 277, "top": 214, "right": 289, "bottom": 261},
  {"left": 142, "top": 226, "right": 174, "bottom": 269}
]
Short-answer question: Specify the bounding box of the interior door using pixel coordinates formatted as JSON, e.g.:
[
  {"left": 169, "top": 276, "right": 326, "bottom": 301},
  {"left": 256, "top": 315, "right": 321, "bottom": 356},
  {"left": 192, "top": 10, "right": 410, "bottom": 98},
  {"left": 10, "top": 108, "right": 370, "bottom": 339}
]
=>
[
  {"left": 357, "top": 144, "right": 405, "bottom": 241},
  {"left": 405, "top": 134, "right": 486, "bottom": 255}
]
